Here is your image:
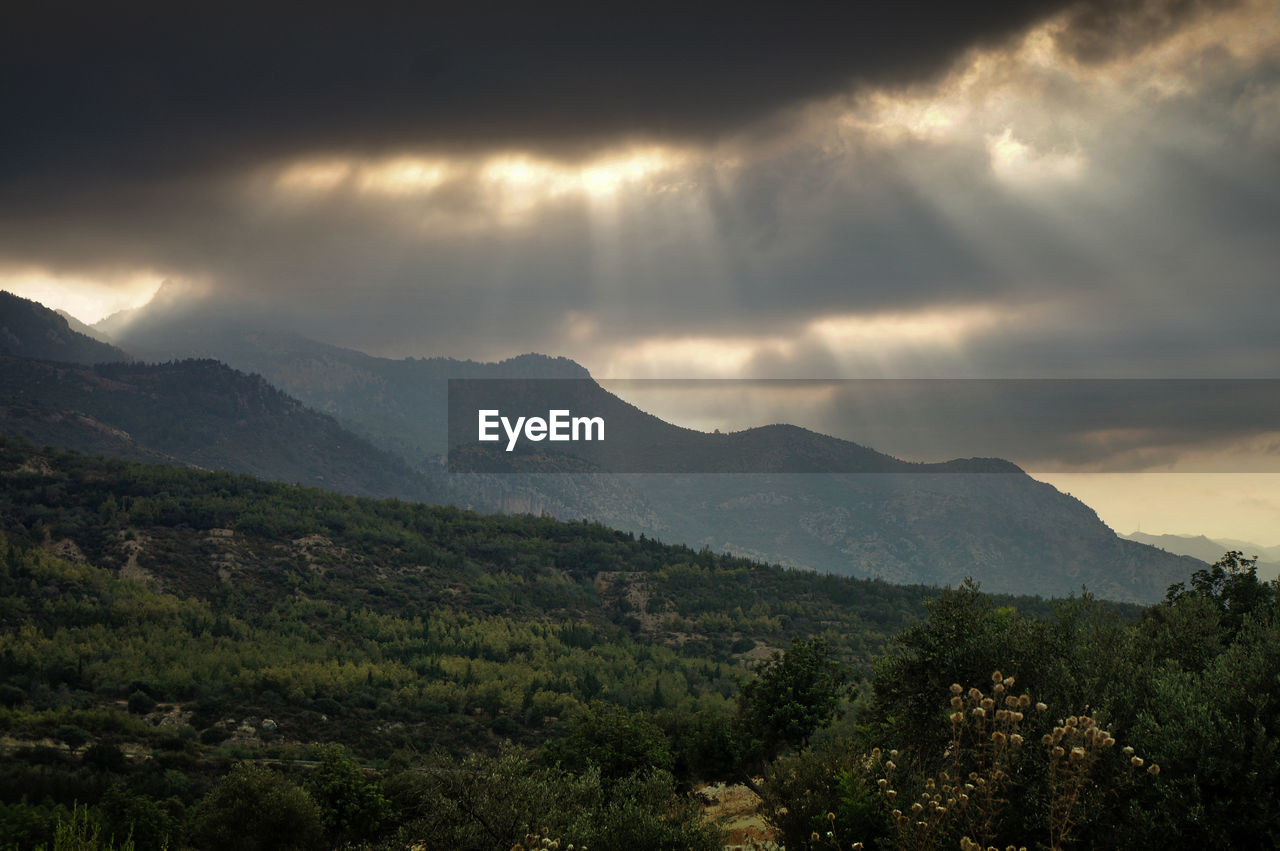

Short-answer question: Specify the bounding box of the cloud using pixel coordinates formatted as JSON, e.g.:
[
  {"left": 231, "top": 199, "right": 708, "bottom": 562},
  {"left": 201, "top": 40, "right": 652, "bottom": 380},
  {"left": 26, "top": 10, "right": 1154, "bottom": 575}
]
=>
[
  {"left": 0, "top": 1, "right": 1081, "bottom": 189},
  {"left": 597, "top": 377, "right": 1280, "bottom": 472},
  {"left": 0, "top": 0, "right": 1277, "bottom": 385},
  {"left": 1053, "top": 0, "right": 1241, "bottom": 64}
]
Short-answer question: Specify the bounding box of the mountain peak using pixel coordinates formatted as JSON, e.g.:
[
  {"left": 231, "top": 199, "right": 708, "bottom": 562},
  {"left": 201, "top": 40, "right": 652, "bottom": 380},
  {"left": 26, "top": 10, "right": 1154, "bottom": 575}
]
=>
[
  {"left": 0, "top": 290, "right": 130, "bottom": 364},
  {"left": 498, "top": 352, "right": 592, "bottom": 378}
]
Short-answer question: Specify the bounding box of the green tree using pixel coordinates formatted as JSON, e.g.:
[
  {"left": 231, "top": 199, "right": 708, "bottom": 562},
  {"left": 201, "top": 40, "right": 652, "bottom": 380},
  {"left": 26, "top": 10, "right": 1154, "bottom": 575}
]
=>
[
  {"left": 54, "top": 724, "right": 91, "bottom": 750},
  {"left": 732, "top": 637, "right": 851, "bottom": 793},
  {"left": 870, "top": 581, "right": 1044, "bottom": 763},
  {"left": 188, "top": 764, "right": 323, "bottom": 851},
  {"left": 126, "top": 691, "right": 157, "bottom": 715},
  {"left": 307, "top": 745, "right": 391, "bottom": 846},
  {"left": 98, "top": 786, "right": 176, "bottom": 851},
  {"left": 1166, "top": 551, "right": 1274, "bottom": 636},
  {"left": 544, "top": 700, "right": 674, "bottom": 784}
]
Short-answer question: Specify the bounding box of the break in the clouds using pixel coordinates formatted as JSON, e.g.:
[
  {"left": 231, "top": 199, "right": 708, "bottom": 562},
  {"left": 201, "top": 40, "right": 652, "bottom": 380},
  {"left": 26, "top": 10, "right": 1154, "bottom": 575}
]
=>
[{"left": 2, "top": 0, "right": 1279, "bottom": 476}]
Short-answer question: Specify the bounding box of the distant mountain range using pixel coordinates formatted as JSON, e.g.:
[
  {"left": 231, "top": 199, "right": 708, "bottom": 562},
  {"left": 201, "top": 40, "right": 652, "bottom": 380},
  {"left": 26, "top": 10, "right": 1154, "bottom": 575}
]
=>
[
  {"left": 109, "top": 308, "right": 588, "bottom": 463},
  {"left": 1122, "top": 531, "right": 1280, "bottom": 582},
  {"left": 0, "top": 291, "right": 1206, "bottom": 600}
]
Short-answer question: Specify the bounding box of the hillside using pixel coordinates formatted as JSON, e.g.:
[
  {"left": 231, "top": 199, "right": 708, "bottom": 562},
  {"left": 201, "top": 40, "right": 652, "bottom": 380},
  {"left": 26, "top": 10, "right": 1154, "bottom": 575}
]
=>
[
  {"left": 0, "top": 436, "right": 1062, "bottom": 758},
  {"left": 0, "top": 291, "right": 129, "bottom": 364},
  {"left": 0, "top": 437, "right": 1273, "bottom": 851},
  {"left": 0, "top": 356, "right": 443, "bottom": 503},
  {"left": 109, "top": 312, "right": 588, "bottom": 462},
  {"left": 101, "top": 312, "right": 1204, "bottom": 602}
]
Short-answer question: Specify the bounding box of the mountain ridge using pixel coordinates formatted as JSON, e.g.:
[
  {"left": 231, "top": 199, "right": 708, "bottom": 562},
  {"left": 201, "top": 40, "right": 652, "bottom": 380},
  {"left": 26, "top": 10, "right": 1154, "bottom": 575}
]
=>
[
  {"left": 1, "top": 294, "right": 1205, "bottom": 601},
  {"left": 0, "top": 290, "right": 130, "bottom": 364},
  {"left": 0, "top": 354, "right": 444, "bottom": 503},
  {"left": 1122, "top": 530, "right": 1280, "bottom": 581}
]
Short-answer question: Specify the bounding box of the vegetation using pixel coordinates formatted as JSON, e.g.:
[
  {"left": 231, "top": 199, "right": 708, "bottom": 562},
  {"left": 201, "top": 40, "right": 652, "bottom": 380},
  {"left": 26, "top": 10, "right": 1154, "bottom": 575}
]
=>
[
  {"left": 0, "top": 357, "right": 442, "bottom": 502},
  {"left": 758, "top": 554, "right": 1280, "bottom": 850},
  {"left": 0, "top": 291, "right": 127, "bottom": 365},
  {"left": 0, "top": 288, "right": 1204, "bottom": 604},
  {"left": 0, "top": 436, "right": 1275, "bottom": 849},
  {"left": 0, "top": 437, "right": 995, "bottom": 849}
]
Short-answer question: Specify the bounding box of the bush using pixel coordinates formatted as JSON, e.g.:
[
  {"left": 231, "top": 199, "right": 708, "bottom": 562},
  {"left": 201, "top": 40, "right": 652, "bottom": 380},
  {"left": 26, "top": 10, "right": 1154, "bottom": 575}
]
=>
[
  {"left": 99, "top": 785, "right": 177, "bottom": 851},
  {"left": 83, "top": 743, "right": 127, "bottom": 773},
  {"left": 187, "top": 764, "right": 323, "bottom": 850},
  {"left": 0, "top": 684, "right": 26, "bottom": 708},
  {"left": 761, "top": 736, "right": 887, "bottom": 850},
  {"left": 55, "top": 724, "right": 91, "bottom": 749},
  {"left": 393, "top": 744, "right": 719, "bottom": 851},
  {"left": 127, "top": 691, "right": 157, "bottom": 715},
  {"left": 858, "top": 671, "right": 1158, "bottom": 850},
  {"left": 543, "top": 701, "right": 674, "bottom": 784},
  {"left": 198, "top": 727, "right": 231, "bottom": 746},
  {"left": 307, "top": 745, "right": 391, "bottom": 845}
]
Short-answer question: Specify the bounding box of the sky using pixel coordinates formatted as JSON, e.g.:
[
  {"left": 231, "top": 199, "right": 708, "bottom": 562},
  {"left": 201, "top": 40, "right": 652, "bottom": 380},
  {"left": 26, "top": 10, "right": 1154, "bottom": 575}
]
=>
[{"left": 2, "top": 0, "right": 1278, "bottom": 543}]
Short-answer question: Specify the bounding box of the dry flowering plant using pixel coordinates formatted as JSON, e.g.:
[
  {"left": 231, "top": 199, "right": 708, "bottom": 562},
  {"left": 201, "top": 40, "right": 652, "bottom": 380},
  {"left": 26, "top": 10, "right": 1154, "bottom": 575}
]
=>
[
  {"left": 510, "top": 827, "right": 583, "bottom": 851},
  {"left": 865, "top": 671, "right": 1158, "bottom": 851}
]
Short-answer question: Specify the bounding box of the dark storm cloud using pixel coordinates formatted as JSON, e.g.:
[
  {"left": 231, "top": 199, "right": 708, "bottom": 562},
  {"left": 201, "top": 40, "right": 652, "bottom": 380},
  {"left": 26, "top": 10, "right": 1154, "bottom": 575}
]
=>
[
  {"left": 5, "top": 70, "right": 1279, "bottom": 376},
  {"left": 1, "top": 0, "right": 1277, "bottom": 415},
  {"left": 1054, "top": 0, "right": 1240, "bottom": 63},
  {"left": 2, "top": 0, "right": 1074, "bottom": 184}
]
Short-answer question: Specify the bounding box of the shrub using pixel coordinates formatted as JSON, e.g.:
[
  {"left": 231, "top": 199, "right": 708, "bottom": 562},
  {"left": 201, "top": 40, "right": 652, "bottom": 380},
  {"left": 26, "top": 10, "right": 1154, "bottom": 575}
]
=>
[
  {"left": 127, "top": 691, "right": 157, "bottom": 715},
  {"left": 187, "top": 763, "right": 323, "bottom": 850},
  {"left": 0, "top": 684, "right": 26, "bottom": 708},
  {"left": 307, "top": 745, "right": 391, "bottom": 845},
  {"left": 55, "top": 724, "right": 91, "bottom": 749},
  {"left": 861, "top": 671, "right": 1157, "bottom": 850}
]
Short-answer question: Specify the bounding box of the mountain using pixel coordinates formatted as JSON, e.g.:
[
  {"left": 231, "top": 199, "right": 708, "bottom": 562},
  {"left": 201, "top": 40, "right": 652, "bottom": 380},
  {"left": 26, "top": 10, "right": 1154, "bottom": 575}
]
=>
[
  {"left": 1122, "top": 532, "right": 1234, "bottom": 565},
  {"left": 106, "top": 313, "right": 1024, "bottom": 473},
  {"left": 102, "top": 310, "right": 1202, "bottom": 602},
  {"left": 1215, "top": 537, "right": 1280, "bottom": 564},
  {"left": 110, "top": 312, "right": 587, "bottom": 462},
  {"left": 0, "top": 436, "right": 1101, "bottom": 810},
  {"left": 107, "top": 311, "right": 1014, "bottom": 473},
  {"left": 445, "top": 470, "right": 1198, "bottom": 601},
  {"left": 1123, "top": 531, "right": 1280, "bottom": 582},
  {"left": 55, "top": 308, "right": 117, "bottom": 344},
  {"left": 0, "top": 290, "right": 129, "bottom": 364},
  {"left": 0, "top": 355, "right": 444, "bottom": 503}
]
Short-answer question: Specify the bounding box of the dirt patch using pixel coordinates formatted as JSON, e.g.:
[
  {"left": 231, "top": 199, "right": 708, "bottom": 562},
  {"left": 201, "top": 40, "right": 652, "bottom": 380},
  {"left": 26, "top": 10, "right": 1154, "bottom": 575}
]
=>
[
  {"left": 48, "top": 538, "right": 87, "bottom": 562},
  {"left": 740, "top": 641, "right": 780, "bottom": 663},
  {"left": 149, "top": 704, "right": 194, "bottom": 729},
  {"left": 291, "top": 533, "right": 349, "bottom": 572},
  {"left": 204, "top": 528, "right": 252, "bottom": 582},
  {"left": 14, "top": 457, "right": 55, "bottom": 477},
  {"left": 698, "top": 782, "right": 776, "bottom": 849},
  {"left": 118, "top": 534, "right": 160, "bottom": 588}
]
